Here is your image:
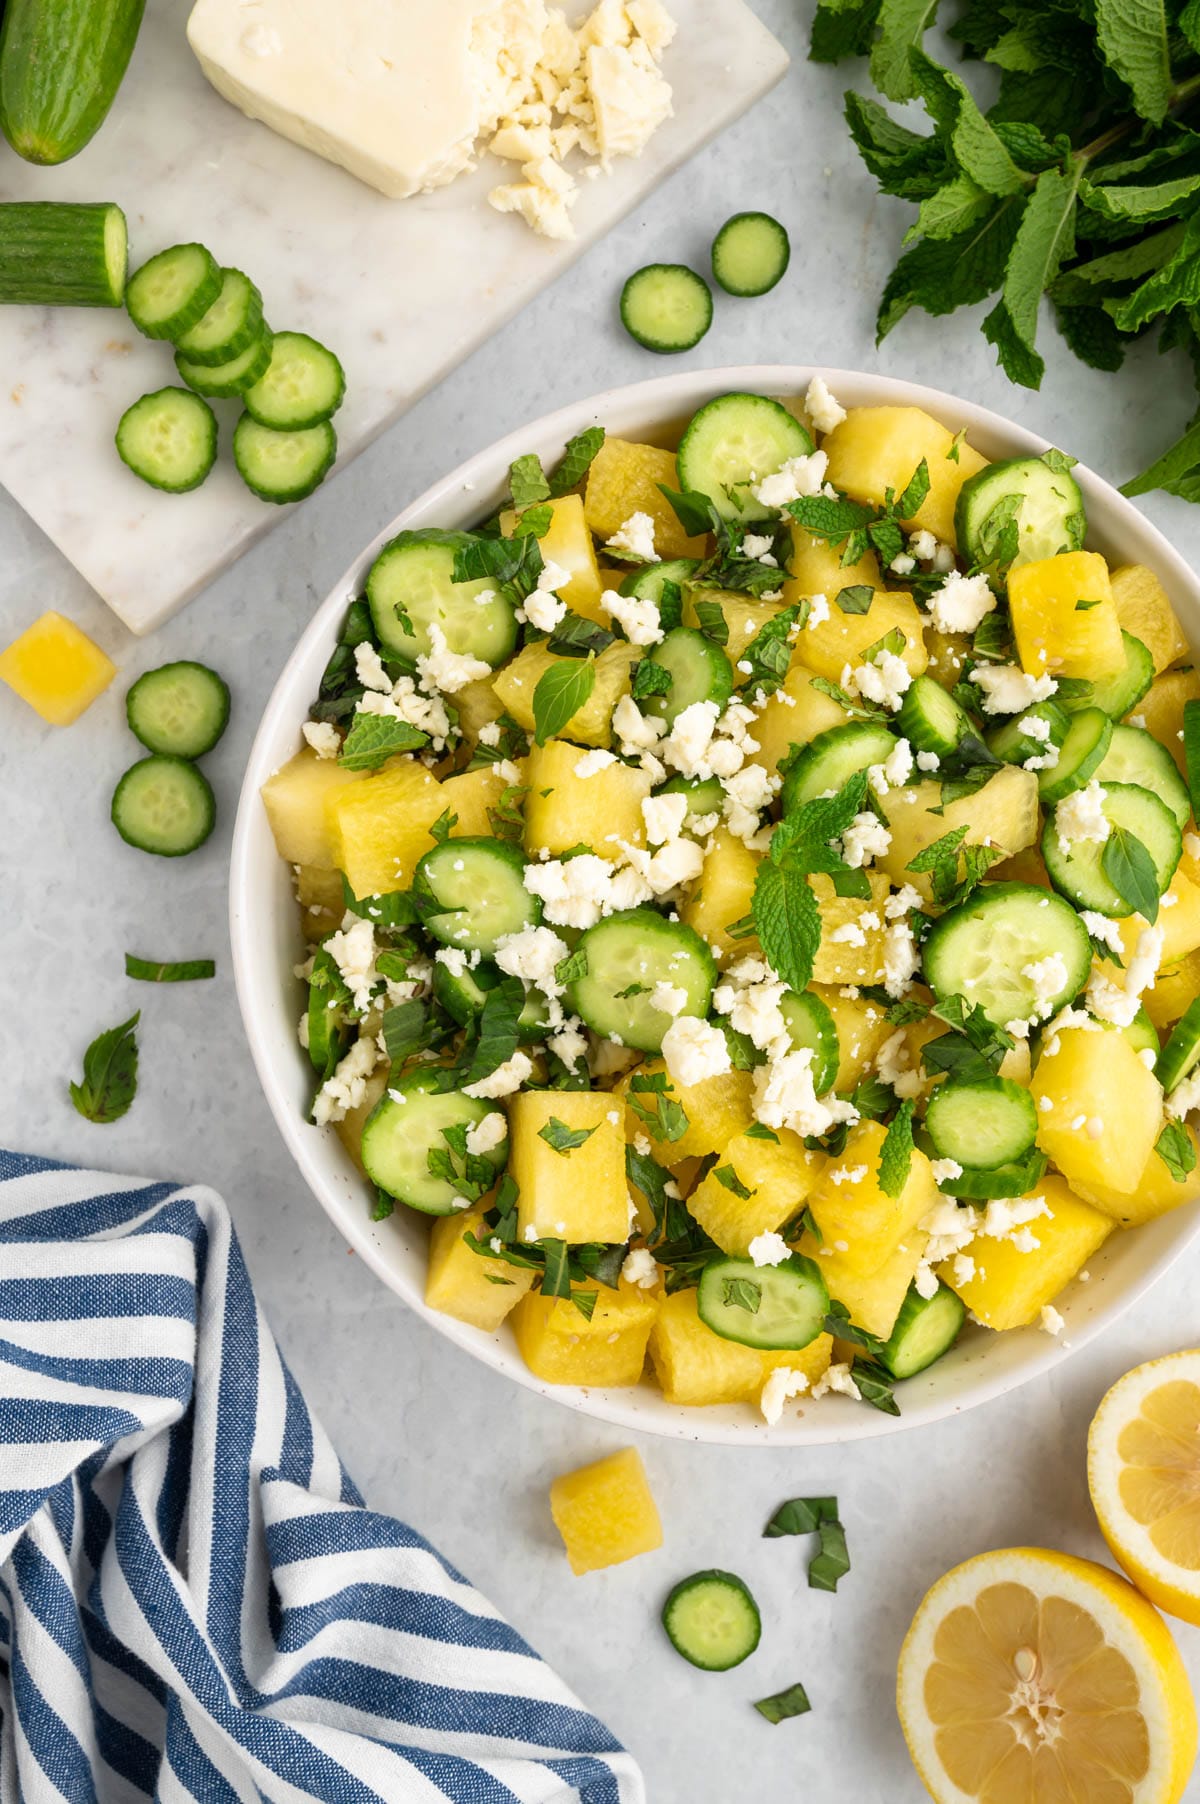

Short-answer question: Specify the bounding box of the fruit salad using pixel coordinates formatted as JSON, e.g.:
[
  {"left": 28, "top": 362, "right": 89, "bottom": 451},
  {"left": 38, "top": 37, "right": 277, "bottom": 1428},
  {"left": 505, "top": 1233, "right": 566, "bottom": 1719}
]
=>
[{"left": 261, "top": 380, "right": 1200, "bottom": 1423}]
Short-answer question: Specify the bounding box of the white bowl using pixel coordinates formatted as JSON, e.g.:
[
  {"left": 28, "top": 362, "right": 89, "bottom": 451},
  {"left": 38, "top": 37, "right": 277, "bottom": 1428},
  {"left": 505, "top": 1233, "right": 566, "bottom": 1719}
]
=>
[{"left": 231, "top": 364, "right": 1200, "bottom": 1445}]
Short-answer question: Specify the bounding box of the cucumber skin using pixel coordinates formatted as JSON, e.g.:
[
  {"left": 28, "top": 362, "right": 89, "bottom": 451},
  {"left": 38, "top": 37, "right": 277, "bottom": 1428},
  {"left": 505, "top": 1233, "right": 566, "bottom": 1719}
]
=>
[
  {"left": 0, "top": 0, "right": 145, "bottom": 165},
  {"left": 0, "top": 200, "right": 126, "bottom": 305}
]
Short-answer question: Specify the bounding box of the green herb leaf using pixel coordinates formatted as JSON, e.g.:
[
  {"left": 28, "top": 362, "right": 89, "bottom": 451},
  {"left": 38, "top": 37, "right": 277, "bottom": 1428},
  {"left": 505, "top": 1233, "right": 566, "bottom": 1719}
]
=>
[
  {"left": 631, "top": 659, "right": 674, "bottom": 701},
  {"left": 556, "top": 946, "right": 589, "bottom": 984},
  {"left": 878, "top": 1099, "right": 915, "bottom": 1198},
  {"left": 381, "top": 999, "right": 427, "bottom": 1066},
  {"left": 745, "top": 1121, "right": 780, "bottom": 1142},
  {"left": 538, "top": 1117, "right": 597, "bottom": 1155},
  {"left": 1183, "top": 701, "right": 1200, "bottom": 826},
  {"left": 548, "top": 613, "right": 616, "bottom": 659},
  {"left": 713, "top": 1164, "right": 756, "bottom": 1199},
  {"left": 509, "top": 453, "right": 551, "bottom": 509},
  {"left": 1094, "top": 0, "right": 1170, "bottom": 125},
  {"left": 454, "top": 528, "right": 544, "bottom": 603},
  {"left": 752, "top": 863, "right": 823, "bottom": 995},
  {"left": 1102, "top": 825, "right": 1161, "bottom": 923},
  {"left": 532, "top": 655, "right": 596, "bottom": 745},
  {"left": 1155, "top": 1119, "right": 1197, "bottom": 1183},
  {"left": 764, "top": 1495, "right": 839, "bottom": 1537},
  {"left": 549, "top": 426, "right": 606, "bottom": 497},
  {"left": 693, "top": 599, "right": 729, "bottom": 645},
  {"left": 738, "top": 605, "right": 802, "bottom": 696},
  {"left": 658, "top": 482, "right": 719, "bottom": 539},
  {"left": 852, "top": 1355, "right": 901, "bottom": 1415},
  {"left": 429, "top": 808, "right": 458, "bottom": 844},
  {"left": 809, "top": 1517, "right": 852, "bottom": 1592},
  {"left": 461, "top": 977, "right": 525, "bottom": 1089},
  {"left": 124, "top": 955, "right": 215, "bottom": 983},
  {"left": 836, "top": 584, "right": 875, "bottom": 615},
  {"left": 721, "top": 1276, "right": 762, "bottom": 1313},
  {"left": 338, "top": 712, "right": 429, "bottom": 770},
  {"left": 487, "top": 784, "right": 527, "bottom": 845},
  {"left": 754, "top": 1682, "right": 813, "bottom": 1725},
  {"left": 627, "top": 1071, "right": 690, "bottom": 1143},
  {"left": 540, "top": 1240, "right": 572, "bottom": 1298},
  {"left": 511, "top": 503, "right": 553, "bottom": 540},
  {"left": 70, "top": 1013, "right": 140, "bottom": 1124},
  {"left": 871, "top": 0, "right": 941, "bottom": 102},
  {"left": 983, "top": 160, "right": 1084, "bottom": 389}
]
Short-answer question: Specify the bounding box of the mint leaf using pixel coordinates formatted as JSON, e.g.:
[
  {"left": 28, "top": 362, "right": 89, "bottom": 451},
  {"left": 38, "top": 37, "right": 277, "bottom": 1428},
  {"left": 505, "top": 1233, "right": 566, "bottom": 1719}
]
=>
[
  {"left": 754, "top": 1682, "right": 812, "bottom": 1725},
  {"left": 722, "top": 1276, "right": 762, "bottom": 1313},
  {"left": 843, "top": 91, "right": 948, "bottom": 200},
  {"left": 908, "top": 49, "right": 1024, "bottom": 197},
  {"left": 878, "top": 1100, "right": 915, "bottom": 1197},
  {"left": 547, "top": 612, "right": 615, "bottom": 658},
  {"left": 1122, "top": 417, "right": 1200, "bottom": 500},
  {"left": 852, "top": 1355, "right": 901, "bottom": 1415},
  {"left": 713, "top": 1164, "right": 756, "bottom": 1199},
  {"left": 532, "top": 655, "right": 596, "bottom": 745},
  {"left": 877, "top": 200, "right": 1022, "bottom": 339},
  {"left": 429, "top": 808, "right": 458, "bottom": 844},
  {"left": 870, "top": 0, "right": 940, "bottom": 101},
  {"left": 125, "top": 955, "right": 215, "bottom": 982},
  {"left": 1184, "top": 701, "right": 1200, "bottom": 825},
  {"left": 509, "top": 453, "right": 550, "bottom": 509},
  {"left": 453, "top": 528, "right": 544, "bottom": 602},
  {"left": 764, "top": 1495, "right": 839, "bottom": 1537},
  {"left": 983, "top": 161, "right": 1083, "bottom": 388},
  {"left": 752, "top": 862, "right": 822, "bottom": 994},
  {"left": 1109, "top": 212, "right": 1200, "bottom": 335},
  {"left": 809, "top": 1517, "right": 852, "bottom": 1592},
  {"left": 738, "top": 605, "right": 802, "bottom": 696},
  {"left": 538, "top": 1117, "right": 596, "bottom": 1155},
  {"left": 70, "top": 1013, "right": 140, "bottom": 1124},
  {"left": 511, "top": 503, "right": 552, "bottom": 540},
  {"left": 908, "top": 173, "right": 993, "bottom": 243},
  {"left": 835, "top": 584, "right": 875, "bottom": 615},
  {"left": 632, "top": 659, "right": 673, "bottom": 701},
  {"left": 549, "top": 427, "right": 605, "bottom": 497},
  {"left": 1102, "top": 825, "right": 1161, "bottom": 923},
  {"left": 658, "top": 482, "right": 719, "bottom": 539},
  {"left": 694, "top": 599, "right": 729, "bottom": 645},
  {"left": 1156, "top": 1119, "right": 1197, "bottom": 1183},
  {"left": 556, "top": 946, "right": 589, "bottom": 983},
  {"left": 1084, "top": 172, "right": 1200, "bottom": 223},
  {"left": 338, "top": 712, "right": 428, "bottom": 770},
  {"left": 381, "top": 999, "right": 426, "bottom": 1066},
  {"left": 461, "top": 977, "right": 525, "bottom": 1089},
  {"left": 1095, "top": 0, "right": 1170, "bottom": 124}
]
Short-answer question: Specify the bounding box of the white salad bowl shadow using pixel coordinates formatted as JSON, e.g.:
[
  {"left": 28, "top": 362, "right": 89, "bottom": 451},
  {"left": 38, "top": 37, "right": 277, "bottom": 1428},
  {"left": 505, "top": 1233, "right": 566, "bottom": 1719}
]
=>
[{"left": 231, "top": 364, "right": 1200, "bottom": 1446}]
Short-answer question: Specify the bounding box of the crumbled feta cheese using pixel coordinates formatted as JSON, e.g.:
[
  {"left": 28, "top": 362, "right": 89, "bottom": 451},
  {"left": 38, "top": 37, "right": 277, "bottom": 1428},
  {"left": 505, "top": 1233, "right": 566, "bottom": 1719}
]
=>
[
  {"left": 602, "top": 586, "right": 664, "bottom": 646},
  {"left": 806, "top": 592, "right": 830, "bottom": 630},
  {"left": 753, "top": 1044, "right": 858, "bottom": 1139},
  {"left": 477, "top": 720, "right": 502, "bottom": 747},
  {"left": 606, "top": 510, "right": 659, "bottom": 562},
  {"left": 622, "top": 1246, "right": 659, "bottom": 1288},
  {"left": 891, "top": 553, "right": 916, "bottom": 577},
  {"left": 908, "top": 529, "right": 938, "bottom": 563},
  {"left": 661, "top": 1014, "right": 730, "bottom": 1086},
  {"left": 434, "top": 946, "right": 472, "bottom": 979},
  {"left": 842, "top": 811, "right": 891, "bottom": 869},
  {"left": 751, "top": 450, "right": 829, "bottom": 509},
  {"left": 355, "top": 641, "right": 393, "bottom": 692},
  {"left": 312, "top": 1033, "right": 379, "bottom": 1126},
  {"left": 882, "top": 916, "right": 919, "bottom": 1000},
  {"left": 463, "top": 1051, "right": 534, "bottom": 1099},
  {"left": 415, "top": 620, "right": 491, "bottom": 696},
  {"left": 650, "top": 980, "right": 688, "bottom": 1017},
  {"left": 848, "top": 650, "right": 912, "bottom": 712},
  {"left": 1167, "top": 1070, "right": 1200, "bottom": 1120},
  {"left": 1021, "top": 952, "right": 1068, "bottom": 1024},
  {"left": 613, "top": 693, "right": 666, "bottom": 756},
  {"left": 722, "top": 764, "right": 776, "bottom": 840},
  {"left": 868, "top": 735, "right": 914, "bottom": 797},
  {"left": 713, "top": 959, "right": 788, "bottom": 1050},
  {"left": 642, "top": 790, "right": 689, "bottom": 846},
  {"left": 1055, "top": 780, "right": 1109, "bottom": 855},
  {"left": 521, "top": 584, "right": 568, "bottom": 634},
  {"left": 805, "top": 376, "right": 846, "bottom": 435},
  {"left": 811, "top": 1361, "right": 861, "bottom": 1402},
  {"left": 830, "top": 921, "right": 867, "bottom": 948},
  {"left": 494, "top": 925, "right": 570, "bottom": 1025},
  {"left": 876, "top": 1027, "right": 923, "bottom": 1100},
  {"left": 523, "top": 852, "right": 650, "bottom": 928},
  {"left": 465, "top": 1112, "right": 508, "bottom": 1155},
  {"left": 549, "top": 1021, "right": 588, "bottom": 1069},
  {"left": 1086, "top": 923, "right": 1162, "bottom": 1028},
  {"left": 574, "top": 747, "right": 618, "bottom": 778},
  {"left": 760, "top": 1365, "right": 810, "bottom": 1425},
  {"left": 356, "top": 676, "right": 452, "bottom": 749},
  {"left": 970, "top": 664, "right": 1057, "bottom": 716},
  {"left": 742, "top": 533, "right": 778, "bottom": 566},
  {"left": 302, "top": 719, "right": 340, "bottom": 759},
  {"left": 748, "top": 1230, "right": 790, "bottom": 1267},
  {"left": 930, "top": 1158, "right": 963, "bottom": 1184},
  {"left": 929, "top": 570, "right": 995, "bottom": 636},
  {"left": 324, "top": 918, "right": 378, "bottom": 1013},
  {"left": 915, "top": 749, "right": 940, "bottom": 773},
  {"left": 1040, "top": 1304, "right": 1065, "bottom": 1337},
  {"left": 660, "top": 699, "right": 721, "bottom": 777}
]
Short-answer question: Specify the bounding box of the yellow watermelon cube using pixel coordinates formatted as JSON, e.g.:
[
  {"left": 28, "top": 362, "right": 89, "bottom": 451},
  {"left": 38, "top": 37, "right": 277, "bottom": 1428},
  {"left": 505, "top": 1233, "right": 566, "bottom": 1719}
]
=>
[
  {"left": 333, "top": 1068, "right": 388, "bottom": 1174},
  {"left": 523, "top": 738, "right": 650, "bottom": 860},
  {"left": 1070, "top": 1125, "right": 1200, "bottom": 1227},
  {"left": 329, "top": 759, "right": 444, "bottom": 896},
  {"left": 261, "top": 747, "right": 370, "bottom": 870},
  {"left": 493, "top": 640, "right": 640, "bottom": 746},
  {"left": 0, "top": 609, "right": 116, "bottom": 725},
  {"left": 433, "top": 766, "right": 515, "bottom": 840},
  {"left": 784, "top": 524, "right": 881, "bottom": 599},
  {"left": 682, "top": 826, "right": 761, "bottom": 959},
  {"left": 550, "top": 1448, "right": 663, "bottom": 1574},
  {"left": 878, "top": 766, "right": 1040, "bottom": 903},
  {"left": 687, "top": 1128, "right": 821, "bottom": 1254},
  {"left": 812, "top": 870, "right": 890, "bottom": 986},
  {"left": 747, "top": 660, "right": 849, "bottom": 775},
  {"left": 804, "top": 1231, "right": 927, "bottom": 1339},
  {"left": 807, "top": 1120, "right": 940, "bottom": 1276},
  {"left": 1110, "top": 564, "right": 1191, "bottom": 675},
  {"left": 1033, "top": 1025, "right": 1163, "bottom": 1196},
  {"left": 613, "top": 1056, "right": 754, "bottom": 1162},
  {"left": 453, "top": 675, "right": 503, "bottom": 745},
  {"left": 798, "top": 590, "right": 928, "bottom": 683},
  {"left": 1136, "top": 669, "right": 1200, "bottom": 778},
  {"left": 511, "top": 1090, "right": 629, "bottom": 1244},
  {"left": 1146, "top": 950, "right": 1200, "bottom": 1031},
  {"left": 939, "top": 1174, "right": 1111, "bottom": 1330},
  {"left": 648, "top": 1289, "right": 831, "bottom": 1406},
  {"left": 682, "top": 590, "right": 784, "bottom": 661},
  {"left": 584, "top": 437, "right": 708, "bottom": 560},
  {"left": 512, "top": 1281, "right": 656, "bottom": 1386},
  {"left": 1114, "top": 866, "right": 1200, "bottom": 969},
  {"left": 924, "top": 628, "right": 973, "bottom": 690},
  {"left": 816, "top": 984, "right": 895, "bottom": 1091},
  {"left": 426, "top": 1204, "right": 535, "bottom": 1331},
  {"left": 820, "top": 406, "right": 987, "bottom": 546},
  {"left": 1008, "top": 550, "right": 1125, "bottom": 681},
  {"left": 501, "top": 494, "right": 606, "bottom": 624},
  {"left": 295, "top": 864, "right": 346, "bottom": 940}
]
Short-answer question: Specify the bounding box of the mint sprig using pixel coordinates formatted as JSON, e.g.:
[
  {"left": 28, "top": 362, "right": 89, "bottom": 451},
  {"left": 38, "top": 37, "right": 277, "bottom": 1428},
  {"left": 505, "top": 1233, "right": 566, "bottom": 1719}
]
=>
[{"left": 70, "top": 1013, "right": 140, "bottom": 1124}]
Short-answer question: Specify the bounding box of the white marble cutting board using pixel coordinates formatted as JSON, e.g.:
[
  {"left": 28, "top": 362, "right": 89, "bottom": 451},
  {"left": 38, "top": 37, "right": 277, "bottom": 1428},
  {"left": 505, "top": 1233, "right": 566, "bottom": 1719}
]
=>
[{"left": 0, "top": 0, "right": 787, "bottom": 635}]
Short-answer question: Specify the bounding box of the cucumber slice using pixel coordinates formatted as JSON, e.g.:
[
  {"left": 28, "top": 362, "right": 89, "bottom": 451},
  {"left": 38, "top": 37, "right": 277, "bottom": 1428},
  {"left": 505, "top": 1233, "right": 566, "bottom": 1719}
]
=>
[
  {"left": 619, "top": 557, "right": 700, "bottom": 601},
  {"left": 696, "top": 1252, "right": 829, "bottom": 1350},
  {"left": 938, "top": 1150, "right": 1048, "bottom": 1201},
  {"left": 1095, "top": 724, "right": 1191, "bottom": 830},
  {"left": 432, "top": 956, "right": 550, "bottom": 1041},
  {"left": 954, "top": 454, "right": 1086, "bottom": 577},
  {"left": 116, "top": 388, "right": 217, "bottom": 494},
  {"left": 925, "top": 1077, "right": 1037, "bottom": 1169},
  {"left": 710, "top": 212, "right": 791, "bottom": 297},
  {"left": 567, "top": 908, "right": 716, "bottom": 1052},
  {"left": 778, "top": 991, "right": 840, "bottom": 1094},
  {"left": 986, "top": 699, "right": 1070, "bottom": 768},
  {"left": 173, "top": 267, "right": 263, "bottom": 366},
  {"left": 1157, "top": 998, "right": 1200, "bottom": 1093},
  {"left": 880, "top": 1282, "right": 966, "bottom": 1380},
  {"left": 1042, "top": 781, "right": 1181, "bottom": 916},
  {"left": 780, "top": 720, "right": 898, "bottom": 813},
  {"left": 366, "top": 530, "right": 518, "bottom": 666},
  {"left": 619, "top": 263, "right": 713, "bottom": 353},
  {"left": 360, "top": 1070, "right": 507, "bottom": 1214},
  {"left": 923, "top": 882, "right": 1091, "bottom": 1031},
  {"left": 111, "top": 756, "right": 215, "bottom": 857},
  {"left": 177, "top": 327, "right": 274, "bottom": 398},
  {"left": 676, "top": 392, "right": 814, "bottom": 523},
  {"left": 125, "top": 243, "right": 222, "bottom": 341},
  {"left": 895, "top": 674, "right": 976, "bottom": 760},
  {"left": 642, "top": 626, "right": 734, "bottom": 727},
  {"left": 1117, "top": 1005, "right": 1160, "bottom": 1063},
  {"left": 125, "top": 661, "right": 230, "bottom": 758},
  {"left": 1077, "top": 631, "right": 1155, "bottom": 720},
  {"left": 1036, "top": 706, "right": 1113, "bottom": 806},
  {"left": 233, "top": 415, "right": 337, "bottom": 505},
  {"left": 243, "top": 330, "right": 345, "bottom": 429},
  {"left": 415, "top": 837, "right": 540, "bottom": 956},
  {"left": 662, "top": 1570, "right": 761, "bottom": 1672}
]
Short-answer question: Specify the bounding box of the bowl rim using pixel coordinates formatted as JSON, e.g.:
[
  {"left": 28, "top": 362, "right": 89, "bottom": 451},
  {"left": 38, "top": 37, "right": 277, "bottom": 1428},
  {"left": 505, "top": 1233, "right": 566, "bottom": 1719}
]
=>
[{"left": 230, "top": 362, "right": 1200, "bottom": 1446}]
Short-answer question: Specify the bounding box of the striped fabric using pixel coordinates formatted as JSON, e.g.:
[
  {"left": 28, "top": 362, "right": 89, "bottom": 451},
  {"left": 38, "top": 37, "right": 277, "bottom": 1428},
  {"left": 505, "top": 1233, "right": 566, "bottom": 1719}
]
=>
[{"left": 0, "top": 1152, "right": 644, "bottom": 1803}]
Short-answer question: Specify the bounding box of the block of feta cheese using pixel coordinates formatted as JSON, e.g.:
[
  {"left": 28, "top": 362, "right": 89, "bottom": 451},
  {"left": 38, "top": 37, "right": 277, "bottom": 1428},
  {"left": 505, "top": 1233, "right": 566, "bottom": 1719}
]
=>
[{"left": 186, "top": 0, "right": 550, "bottom": 200}]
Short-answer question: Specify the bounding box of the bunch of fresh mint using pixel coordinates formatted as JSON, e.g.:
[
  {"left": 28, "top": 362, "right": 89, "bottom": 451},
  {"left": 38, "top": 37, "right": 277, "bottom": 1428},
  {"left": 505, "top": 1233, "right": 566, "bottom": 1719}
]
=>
[{"left": 812, "top": 0, "right": 1200, "bottom": 500}]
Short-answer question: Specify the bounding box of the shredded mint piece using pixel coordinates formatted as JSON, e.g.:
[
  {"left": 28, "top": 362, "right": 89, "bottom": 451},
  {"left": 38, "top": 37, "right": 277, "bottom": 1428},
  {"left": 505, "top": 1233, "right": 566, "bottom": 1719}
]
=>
[
  {"left": 878, "top": 1100, "right": 915, "bottom": 1198},
  {"left": 532, "top": 655, "right": 596, "bottom": 745},
  {"left": 713, "top": 1164, "right": 756, "bottom": 1199},
  {"left": 1156, "top": 1119, "right": 1197, "bottom": 1183},
  {"left": 125, "top": 956, "right": 215, "bottom": 983},
  {"left": 70, "top": 1013, "right": 140, "bottom": 1124},
  {"left": 754, "top": 1682, "right": 812, "bottom": 1725},
  {"left": 538, "top": 1117, "right": 597, "bottom": 1155}
]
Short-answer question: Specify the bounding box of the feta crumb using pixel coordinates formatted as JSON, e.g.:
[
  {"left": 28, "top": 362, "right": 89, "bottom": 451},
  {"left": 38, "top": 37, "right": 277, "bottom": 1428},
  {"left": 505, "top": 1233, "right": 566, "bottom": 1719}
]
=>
[
  {"left": 642, "top": 791, "right": 688, "bottom": 846},
  {"left": 324, "top": 918, "right": 378, "bottom": 1014},
  {"left": 868, "top": 736, "right": 914, "bottom": 797},
  {"left": 1055, "top": 780, "right": 1109, "bottom": 855},
  {"left": 930, "top": 1158, "right": 963, "bottom": 1184},
  {"left": 742, "top": 533, "right": 778, "bottom": 566},
  {"left": 915, "top": 749, "right": 941, "bottom": 772},
  {"left": 574, "top": 747, "right": 618, "bottom": 778},
  {"left": 1080, "top": 910, "right": 1124, "bottom": 955},
  {"left": 760, "top": 1366, "right": 810, "bottom": 1425},
  {"left": 606, "top": 510, "right": 659, "bottom": 563},
  {"left": 1040, "top": 1304, "right": 1065, "bottom": 1337},
  {"left": 929, "top": 570, "right": 995, "bottom": 636},
  {"left": 810, "top": 1361, "right": 861, "bottom": 1402},
  {"left": 622, "top": 1246, "right": 659, "bottom": 1288},
  {"left": 311, "top": 1033, "right": 379, "bottom": 1127},
  {"left": 1086, "top": 923, "right": 1162, "bottom": 1028},
  {"left": 650, "top": 980, "right": 688, "bottom": 1017},
  {"left": 1167, "top": 1069, "right": 1200, "bottom": 1121},
  {"left": 661, "top": 1015, "right": 731, "bottom": 1087},
  {"left": 521, "top": 584, "right": 568, "bottom": 634},
  {"left": 805, "top": 376, "right": 846, "bottom": 435},
  {"left": 908, "top": 529, "right": 938, "bottom": 563},
  {"left": 416, "top": 620, "right": 491, "bottom": 696},
  {"left": 302, "top": 719, "right": 340, "bottom": 759},
  {"left": 830, "top": 1164, "right": 867, "bottom": 1186},
  {"left": 848, "top": 650, "right": 912, "bottom": 712},
  {"left": 602, "top": 587, "right": 663, "bottom": 646},
  {"left": 463, "top": 1051, "right": 534, "bottom": 1099},
  {"left": 842, "top": 811, "right": 891, "bottom": 869},
  {"left": 970, "top": 663, "right": 1057, "bottom": 716},
  {"left": 748, "top": 1230, "right": 790, "bottom": 1267},
  {"left": 751, "top": 450, "right": 829, "bottom": 509},
  {"left": 890, "top": 553, "right": 916, "bottom": 577},
  {"left": 806, "top": 592, "right": 831, "bottom": 630},
  {"left": 465, "top": 1112, "right": 508, "bottom": 1156}
]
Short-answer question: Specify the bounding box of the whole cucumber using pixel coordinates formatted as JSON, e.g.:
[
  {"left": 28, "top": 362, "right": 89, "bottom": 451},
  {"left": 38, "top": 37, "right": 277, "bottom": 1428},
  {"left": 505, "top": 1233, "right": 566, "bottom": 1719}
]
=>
[{"left": 0, "top": 0, "right": 146, "bottom": 165}]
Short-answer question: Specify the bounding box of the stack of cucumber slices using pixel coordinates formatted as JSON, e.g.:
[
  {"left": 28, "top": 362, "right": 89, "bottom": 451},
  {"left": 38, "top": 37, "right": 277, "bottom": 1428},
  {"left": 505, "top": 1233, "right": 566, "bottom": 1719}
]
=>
[
  {"left": 118, "top": 242, "right": 344, "bottom": 503},
  {"left": 112, "top": 660, "right": 229, "bottom": 857}
]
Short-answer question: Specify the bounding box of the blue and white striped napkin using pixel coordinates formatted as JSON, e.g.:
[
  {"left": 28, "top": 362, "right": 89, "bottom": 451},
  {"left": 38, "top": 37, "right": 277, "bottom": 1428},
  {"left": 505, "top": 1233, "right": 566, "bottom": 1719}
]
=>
[{"left": 0, "top": 1151, "right": 644, "bottom": 1803}]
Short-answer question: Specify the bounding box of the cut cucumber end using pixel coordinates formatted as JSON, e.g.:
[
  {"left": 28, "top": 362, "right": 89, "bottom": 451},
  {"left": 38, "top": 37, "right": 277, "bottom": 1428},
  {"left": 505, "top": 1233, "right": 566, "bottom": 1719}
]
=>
[{"left": 103, "top": 205, "right": 129, "bottom": 305}]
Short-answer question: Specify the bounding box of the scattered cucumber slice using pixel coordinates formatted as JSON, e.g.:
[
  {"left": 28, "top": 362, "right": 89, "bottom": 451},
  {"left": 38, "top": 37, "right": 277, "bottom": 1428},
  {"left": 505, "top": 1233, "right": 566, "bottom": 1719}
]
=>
[
  {"left": 925, "top": 1077, "right": 1037, "bottom": 1170},
  {"left": 778, "top": 990, "right": 840, "bottom": 1094},
  {"left": 1082, "top": 631, "right": 1155, "bottom": 719},
  {"left": 415, "top": 837, "right": 539, "bottom": 956},
  {"left": 662, "top": 1570, "right": 762, "bottom": 1671},
  {"left": 125, "top": 243, "right": 222, "bottom": 341},
  {"left": 620, "top": 263, "right": 713, "bottom": 354},
  {"left": 177, "top": 327, "right": 274, "bottom": 398},
  {"left": 432, "top": 955, "right": 550, "bottom": 1041},
  {"left": 711, "top": 211, "right": 791, "bottom": 297},
  {"left": 360, "top": 1070, "right": 507, "bottom": 1213},
  {"left": 116, "top": 388, "right": 217, "bottom": 494},
  {"left": 676, "top": 391, "right": 814, "bottom": 522},
  {"left": 1095, "top": 723, "right": 1191, "bottom": 830},
  {"left": 1036, "top": 706, "right": 1113, "bottom": 806},
  {"left": 366, "top": 531, "right": 518, "bottom": 666},
  {"left": 126, "top": 661, "right": 230, "bottom": 758},
  {"left": 1042, "top": 781, "right": 1181, "bottom": 916},
  {"left": 233, "top": 414, "right": 337, "bottom": 504},
  {"left": 954, "top": 454, "right": 1086, "bottom": 576},
  {"left": 619, "top": 557, "right": 700, "bottom": 600},
  {"left": 922, "top": 882, "right": 1091, "bottom": 1030},
  {"left": 567, "top": 908, "right": 716, "bottom": 1053},
  {"left": 111, "top": 755, "right": 215, "bottom": 857},
  {"left": 642, "top": 625, "right": 734, "bottom": 727},
  {"left": 896, "top": 673, "right": 976, "bottom": 760},
  {"left": 881, "top": 1282, "right": 966, "bottom": 1380},
  {"left": 1157, "top": 998, "right": 1200, "bottom": 1094},
  {"left": 781, "top": 720, "right": 897, "bottom": 813},
  {"left": 696, "top": 1252, "right": 829, "bottom": 1350},
  {"left": 243, "top": 329, "right": 346, "bottom": 430},
  {"left": 938, "top": 1150, "right": 1048, "bottom": 1201},
  {"left": 173, "top": 267, "right": 263, "bottom": 366},
  {"left": 987, "top": 699, "right": 1070, "bottom": 768}
]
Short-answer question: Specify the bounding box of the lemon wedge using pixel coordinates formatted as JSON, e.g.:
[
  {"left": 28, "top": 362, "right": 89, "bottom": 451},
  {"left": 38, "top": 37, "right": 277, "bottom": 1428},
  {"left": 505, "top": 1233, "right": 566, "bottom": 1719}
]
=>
[
  {"left": 897, "top": 1546, "right": 1196, "bottom": 1804},
  {"left": 1090, "top": 1349, "right": 1200, "bottom": 1627}
]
